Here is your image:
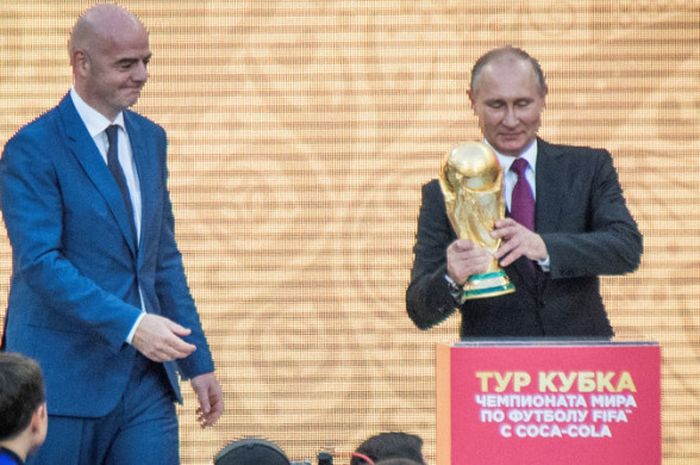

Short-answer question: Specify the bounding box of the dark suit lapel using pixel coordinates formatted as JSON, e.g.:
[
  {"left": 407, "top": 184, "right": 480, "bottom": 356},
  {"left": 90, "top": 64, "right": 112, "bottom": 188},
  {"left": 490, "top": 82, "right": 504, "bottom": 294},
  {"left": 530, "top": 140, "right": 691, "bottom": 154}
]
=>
[
  {"left": 58, "top": 95, "right": 137, "bottom": 257},
  {"left": 535, "top": 138, "right": 566, "bottom": 234},
  {"left": 505, "top": 139, "right": 566, "bottom": 290}
]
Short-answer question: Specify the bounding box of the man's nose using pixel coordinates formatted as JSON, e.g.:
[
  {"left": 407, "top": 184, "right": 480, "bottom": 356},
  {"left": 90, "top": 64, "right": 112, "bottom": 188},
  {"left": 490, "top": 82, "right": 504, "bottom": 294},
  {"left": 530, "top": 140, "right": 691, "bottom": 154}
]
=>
[
  {"left": 132, "top": 62, "right": 149, "bottom": 82},
  {"left": 502, "top": 106, "right": 518, "bottom": 127}
]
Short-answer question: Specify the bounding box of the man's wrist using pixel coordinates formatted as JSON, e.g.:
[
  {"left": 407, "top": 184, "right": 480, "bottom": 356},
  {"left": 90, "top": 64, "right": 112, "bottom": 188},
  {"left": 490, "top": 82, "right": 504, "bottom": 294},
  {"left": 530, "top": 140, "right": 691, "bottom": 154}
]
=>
[
  {"left": 126, "top": 312, "right": 146, "bottom": 344},
  {"left": 444, "top": 274, "right": 466, "bottom": 305}
]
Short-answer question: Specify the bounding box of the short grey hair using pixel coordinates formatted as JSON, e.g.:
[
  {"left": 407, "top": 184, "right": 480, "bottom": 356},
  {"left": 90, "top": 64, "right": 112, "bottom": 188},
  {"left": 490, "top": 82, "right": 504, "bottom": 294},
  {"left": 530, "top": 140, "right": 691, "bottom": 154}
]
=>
[{"left": 470, "top": 46, "right": 548, "bottom": 96}]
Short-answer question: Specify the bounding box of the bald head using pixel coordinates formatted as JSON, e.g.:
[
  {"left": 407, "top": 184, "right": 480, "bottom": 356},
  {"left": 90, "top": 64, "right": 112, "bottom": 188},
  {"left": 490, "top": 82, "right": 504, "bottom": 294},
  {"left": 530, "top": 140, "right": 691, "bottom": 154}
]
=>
[
  {"left": 68, "top": 4, "right": 151, "bottom": 120},
  {"left": 69, "top": 4, "right": 147, "bottom": 63}
]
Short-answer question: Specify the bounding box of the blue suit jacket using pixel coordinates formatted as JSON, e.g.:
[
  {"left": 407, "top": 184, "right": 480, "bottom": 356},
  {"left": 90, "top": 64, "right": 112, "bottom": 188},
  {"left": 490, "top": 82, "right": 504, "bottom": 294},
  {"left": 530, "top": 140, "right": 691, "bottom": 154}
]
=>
[
  {"left": 0, "top": 94, "right": 214, "bottom": 417},
  {"left": 406, "top": 139, "right": 643, "bottom": 337}
]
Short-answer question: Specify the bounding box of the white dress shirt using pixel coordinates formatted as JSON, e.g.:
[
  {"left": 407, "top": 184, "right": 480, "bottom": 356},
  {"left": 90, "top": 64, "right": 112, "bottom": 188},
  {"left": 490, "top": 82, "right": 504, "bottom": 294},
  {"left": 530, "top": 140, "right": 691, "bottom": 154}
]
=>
[
  {"left": 69, "top": 88, "right": 142, "bottom": 238},
  {"left": 69, "top": 88, "right": 146, "bottom": 342},
  {"left": 491, "top": 139, "right": 538, "bottom": 212},
  {"left": 487, "top": 139, "right": 550, "bottom": 271}
]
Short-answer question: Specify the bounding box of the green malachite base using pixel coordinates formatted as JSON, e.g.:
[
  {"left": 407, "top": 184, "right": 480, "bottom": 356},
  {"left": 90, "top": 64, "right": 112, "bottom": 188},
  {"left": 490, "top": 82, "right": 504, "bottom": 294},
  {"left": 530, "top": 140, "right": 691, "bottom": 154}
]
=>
[{"left": 463, "top": 270, "right": 516, "bottom": 300}]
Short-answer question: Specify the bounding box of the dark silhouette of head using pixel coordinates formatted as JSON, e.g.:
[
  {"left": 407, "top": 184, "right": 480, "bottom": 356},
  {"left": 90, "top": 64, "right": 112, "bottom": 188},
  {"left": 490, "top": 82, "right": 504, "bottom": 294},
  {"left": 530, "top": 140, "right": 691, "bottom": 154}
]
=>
[
  {"left": 214, "top": 437, "right": 290, "bottom": 465},
  {"left": 351, "top": 432, "right": 426, "bottom": 465}
]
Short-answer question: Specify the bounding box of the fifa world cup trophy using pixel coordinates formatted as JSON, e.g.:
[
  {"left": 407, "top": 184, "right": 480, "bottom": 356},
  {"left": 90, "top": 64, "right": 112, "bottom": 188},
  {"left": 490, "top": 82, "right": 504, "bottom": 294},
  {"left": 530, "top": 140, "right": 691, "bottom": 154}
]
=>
[{"left": 439, "top": 142, "right": 515, "bottom": 300}]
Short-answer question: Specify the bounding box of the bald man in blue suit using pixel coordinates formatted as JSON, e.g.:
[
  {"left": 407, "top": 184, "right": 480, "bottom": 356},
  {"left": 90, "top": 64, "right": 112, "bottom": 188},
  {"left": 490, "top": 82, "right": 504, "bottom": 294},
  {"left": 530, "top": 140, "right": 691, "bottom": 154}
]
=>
[{"left": 0, "top": 5, "right": 222, "bottom": 464}]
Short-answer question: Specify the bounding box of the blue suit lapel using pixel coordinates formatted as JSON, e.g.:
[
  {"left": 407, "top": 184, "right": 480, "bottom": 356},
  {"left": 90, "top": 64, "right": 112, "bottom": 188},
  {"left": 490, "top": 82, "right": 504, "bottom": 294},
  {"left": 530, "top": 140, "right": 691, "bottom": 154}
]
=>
[
  {"left": 58, "top": 95, "right": 138, "bottom": 257},
  {"left": 124, "top": 111, "right": 157, "bottom": 263}
]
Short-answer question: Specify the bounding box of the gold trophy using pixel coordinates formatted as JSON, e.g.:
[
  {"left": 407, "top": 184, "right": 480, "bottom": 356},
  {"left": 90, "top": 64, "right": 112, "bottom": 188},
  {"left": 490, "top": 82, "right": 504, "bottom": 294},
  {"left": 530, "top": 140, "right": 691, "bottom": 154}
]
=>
[{"left": 439, "top": 142, "right": 515, "bottom": 300}]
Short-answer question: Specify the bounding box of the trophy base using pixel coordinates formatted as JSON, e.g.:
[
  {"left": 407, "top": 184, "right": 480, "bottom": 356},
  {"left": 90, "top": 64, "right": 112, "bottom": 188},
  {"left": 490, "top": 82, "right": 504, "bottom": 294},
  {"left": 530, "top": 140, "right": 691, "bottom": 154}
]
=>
[{"left": 463, "top": 270, "right": 516, "bottom": 300}]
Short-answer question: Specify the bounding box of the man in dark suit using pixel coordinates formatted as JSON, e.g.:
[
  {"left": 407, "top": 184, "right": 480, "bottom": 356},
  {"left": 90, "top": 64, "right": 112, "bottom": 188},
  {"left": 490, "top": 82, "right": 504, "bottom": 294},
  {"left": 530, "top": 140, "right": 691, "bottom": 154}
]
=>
[
  {"left": 0, "top": 4, "right": 222, "bottom": 464},
  {"left": 406, "top": 46, "right": 642, "bottom": 338}
]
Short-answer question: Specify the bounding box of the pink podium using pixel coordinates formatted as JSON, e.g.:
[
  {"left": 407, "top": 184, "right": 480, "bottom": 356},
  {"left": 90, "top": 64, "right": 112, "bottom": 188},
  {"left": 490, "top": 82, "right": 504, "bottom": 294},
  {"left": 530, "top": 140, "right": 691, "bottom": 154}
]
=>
[{"left": 436, "top": 340, "right": 661, "bottom": 465}]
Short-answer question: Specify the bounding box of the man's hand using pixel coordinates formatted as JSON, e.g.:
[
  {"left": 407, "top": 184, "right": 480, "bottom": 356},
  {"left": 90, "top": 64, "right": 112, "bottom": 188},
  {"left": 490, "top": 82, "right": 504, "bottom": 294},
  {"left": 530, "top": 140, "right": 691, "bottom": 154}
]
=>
[
  {"left": 191, "top": 372, "right": 224, "bottom": 428},
  {"left": 446, "top": 239, "right": 492, "bottom": 285},
  {"left": 131, "top": 314, "right": 196, "bottom": 362},
  {"left": 492, "top": 218, "right": 548, "bottom": 267}
]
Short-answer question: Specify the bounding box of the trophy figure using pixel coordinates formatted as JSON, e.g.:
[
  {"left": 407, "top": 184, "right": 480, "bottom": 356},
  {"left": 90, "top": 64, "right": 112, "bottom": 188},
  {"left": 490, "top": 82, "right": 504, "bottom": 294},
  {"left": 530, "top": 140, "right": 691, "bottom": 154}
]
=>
[{"left": 439, "top": 142, "right": 515, "bottom": 300}]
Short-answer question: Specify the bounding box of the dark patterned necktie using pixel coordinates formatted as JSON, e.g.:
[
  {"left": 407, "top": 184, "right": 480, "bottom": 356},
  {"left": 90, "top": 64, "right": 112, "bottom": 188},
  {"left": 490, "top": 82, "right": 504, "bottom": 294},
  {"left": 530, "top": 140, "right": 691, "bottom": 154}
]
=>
[
  {"left": 510, "top": 157, "right": 535, "bottom": 231},
  {"left": 105, "top": 125, "right": 136, "bottom": 245}
]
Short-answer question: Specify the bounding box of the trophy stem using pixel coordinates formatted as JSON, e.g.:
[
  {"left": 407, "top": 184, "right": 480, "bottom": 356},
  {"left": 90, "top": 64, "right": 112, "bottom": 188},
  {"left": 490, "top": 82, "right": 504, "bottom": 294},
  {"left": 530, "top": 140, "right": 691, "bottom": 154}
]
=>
[{"left": 462, "top": 268, "right": 515, "bottom": 300}]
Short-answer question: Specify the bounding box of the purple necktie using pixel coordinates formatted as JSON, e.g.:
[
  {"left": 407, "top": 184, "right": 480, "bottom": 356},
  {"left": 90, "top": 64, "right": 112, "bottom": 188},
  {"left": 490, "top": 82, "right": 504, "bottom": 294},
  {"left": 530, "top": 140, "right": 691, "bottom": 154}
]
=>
[{"left": 510, "top": 157, "right": 535, "bottom": 231}]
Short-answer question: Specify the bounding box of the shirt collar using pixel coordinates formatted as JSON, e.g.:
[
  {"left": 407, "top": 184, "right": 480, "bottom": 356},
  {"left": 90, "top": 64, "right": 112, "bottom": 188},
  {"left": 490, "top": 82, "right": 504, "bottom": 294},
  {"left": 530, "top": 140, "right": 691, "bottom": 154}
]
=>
[
  {"left": 486, "top": 138, "right": 538, "bottom": 173},
  {"left": 70, "top": 87, "right": 125, "bottom": 137},
  {"left": 0, "top": 446, "right": 24, "bottom": 464}
]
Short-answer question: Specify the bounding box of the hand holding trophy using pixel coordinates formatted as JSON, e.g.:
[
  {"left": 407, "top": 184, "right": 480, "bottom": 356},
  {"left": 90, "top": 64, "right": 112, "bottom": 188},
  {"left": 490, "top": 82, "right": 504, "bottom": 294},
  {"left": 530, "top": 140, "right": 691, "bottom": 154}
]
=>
[{"left": 439, "top": 142, "right": 515, "bottom": 300}]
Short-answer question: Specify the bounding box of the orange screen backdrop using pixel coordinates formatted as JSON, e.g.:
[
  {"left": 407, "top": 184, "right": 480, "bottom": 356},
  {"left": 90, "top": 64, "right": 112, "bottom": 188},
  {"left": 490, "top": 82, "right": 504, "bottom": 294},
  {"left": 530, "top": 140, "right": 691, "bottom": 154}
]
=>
[{"left": 1, "top": 2, "right": 698, "bottom": 464}]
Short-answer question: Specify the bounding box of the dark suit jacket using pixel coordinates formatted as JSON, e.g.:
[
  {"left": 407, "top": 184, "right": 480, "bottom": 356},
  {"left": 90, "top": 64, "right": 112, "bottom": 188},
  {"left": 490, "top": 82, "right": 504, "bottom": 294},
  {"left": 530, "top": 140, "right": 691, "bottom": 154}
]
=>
[
  {"left": 406, "top": 138, "right": 642, "bottom": 338},
  {"left": 0, "top": 94, "right": 214, "bottom": 417}
]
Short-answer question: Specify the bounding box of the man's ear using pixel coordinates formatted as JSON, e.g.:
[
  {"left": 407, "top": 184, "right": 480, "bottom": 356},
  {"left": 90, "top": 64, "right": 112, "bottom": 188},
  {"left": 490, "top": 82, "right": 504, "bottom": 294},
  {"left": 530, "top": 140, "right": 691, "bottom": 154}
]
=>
[
  {"left": 29, "top": 402, "right": 48, "bottom": 452},
  {"left": 38, "top": 402, "right": 47, "bottom": 421},
  {"left": 467, "top": 89, "right": 479, "bottom": 116},
  {"left": 72, "top": 49, "right": 90, "bottom": 78}
]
